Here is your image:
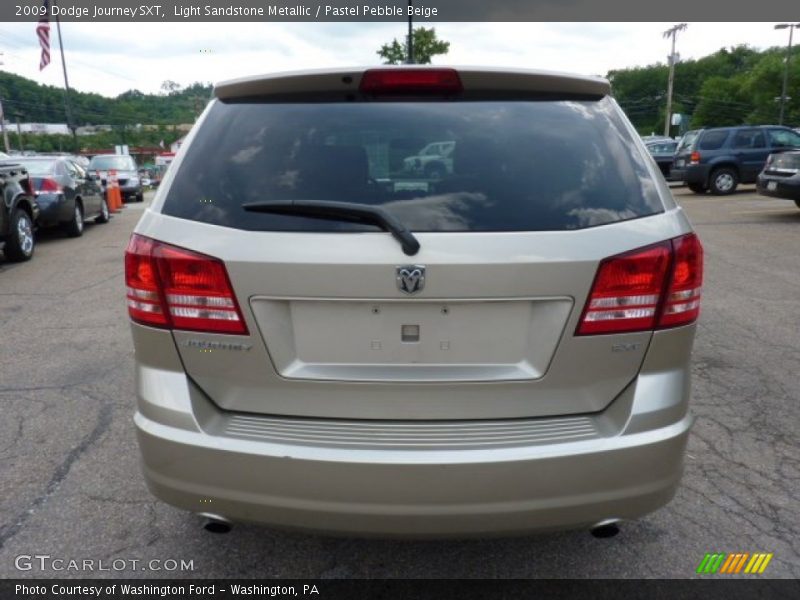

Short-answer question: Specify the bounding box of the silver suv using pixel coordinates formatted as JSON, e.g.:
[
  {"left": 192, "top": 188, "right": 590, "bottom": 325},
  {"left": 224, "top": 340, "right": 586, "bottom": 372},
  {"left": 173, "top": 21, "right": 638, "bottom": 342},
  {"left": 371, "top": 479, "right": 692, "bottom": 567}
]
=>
[{"left": 127, "top": 67, "right": 703, "bottom": 537}]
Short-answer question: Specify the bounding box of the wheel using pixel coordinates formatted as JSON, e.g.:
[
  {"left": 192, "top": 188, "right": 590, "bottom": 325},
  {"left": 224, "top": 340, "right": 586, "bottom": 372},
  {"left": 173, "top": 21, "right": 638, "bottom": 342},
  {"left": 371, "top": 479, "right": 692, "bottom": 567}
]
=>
[
  {"left": 3, "top": 208, "right": 35, "bottom": 262},
  {"left": 688, "top": 183, "right": 707, "bottom": 194},
  {"left": 136, "top": 192, "right": 144, "bottom": 203},
  {"left": 795, "top": 200, "right": 800, "bottom": 209},
  {"left": 709, "top": 167, "right": 738, "bottom": 195},
  {"left": 64, "top": 202, "right": 84, "bottom": 237},
  {"left": 95, "top": 197, "right": 110, "bottom": 224}
]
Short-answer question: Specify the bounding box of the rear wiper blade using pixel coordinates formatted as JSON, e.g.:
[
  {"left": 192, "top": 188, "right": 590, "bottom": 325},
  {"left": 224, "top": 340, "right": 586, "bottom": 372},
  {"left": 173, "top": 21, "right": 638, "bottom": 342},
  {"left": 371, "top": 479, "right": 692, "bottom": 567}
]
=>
[{"left": 242, "top": 200, "right": 420, "bottom": 256}]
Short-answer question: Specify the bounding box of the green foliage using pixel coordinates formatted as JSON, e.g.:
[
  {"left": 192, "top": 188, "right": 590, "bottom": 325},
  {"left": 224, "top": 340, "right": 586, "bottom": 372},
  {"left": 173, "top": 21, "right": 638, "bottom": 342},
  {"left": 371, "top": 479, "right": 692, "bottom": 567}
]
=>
[
  {"left": 377, "top": 27, "right": 450, "bottom": 65},
  {"left": 11, "top": 127, "right": 184, "bottom": 154},
  {"left": 0, "top": 70, "right": 211, "bottom": 133},
  {"left": 609, "top": 44, "right": 800, "bottom": 133},
  {"left": 0, "top": 70, "right": 212, "bottom": 152}
]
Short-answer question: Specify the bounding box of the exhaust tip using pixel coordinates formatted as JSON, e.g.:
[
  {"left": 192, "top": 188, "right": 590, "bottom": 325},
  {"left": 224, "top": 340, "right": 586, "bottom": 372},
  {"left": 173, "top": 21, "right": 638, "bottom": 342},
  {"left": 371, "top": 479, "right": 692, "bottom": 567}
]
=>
[
  {"left": 590, "top": 519, "right": 621, "bottom": 538},
  {"left": 199, "top": 513, "right": 232, "bottom": 534}
]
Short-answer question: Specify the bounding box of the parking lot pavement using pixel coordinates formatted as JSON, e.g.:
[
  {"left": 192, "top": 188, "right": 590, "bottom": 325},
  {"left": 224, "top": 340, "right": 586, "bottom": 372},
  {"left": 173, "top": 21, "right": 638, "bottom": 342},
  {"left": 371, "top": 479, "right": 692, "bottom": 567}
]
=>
[{"left": 0, "top": 186, "right": 798, "bottom": 579}]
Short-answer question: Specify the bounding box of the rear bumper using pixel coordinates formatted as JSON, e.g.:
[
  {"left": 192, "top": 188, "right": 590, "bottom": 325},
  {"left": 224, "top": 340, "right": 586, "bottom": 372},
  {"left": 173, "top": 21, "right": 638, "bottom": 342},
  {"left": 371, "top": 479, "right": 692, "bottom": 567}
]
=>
[
  {"left": 120, "top": 185, "right": 142, "bottom": 200},
  {"left": 672, "top": 165, "right": 708, "bottom": 185},
  {"left": 132, "top": 322, "right": 697, "bottom": 537},
  {"left": 136, "top": 411, "right": 691, "bottom": 537},
  {"left": 756, "top": 174, "right": 800, "bottom": 201}
]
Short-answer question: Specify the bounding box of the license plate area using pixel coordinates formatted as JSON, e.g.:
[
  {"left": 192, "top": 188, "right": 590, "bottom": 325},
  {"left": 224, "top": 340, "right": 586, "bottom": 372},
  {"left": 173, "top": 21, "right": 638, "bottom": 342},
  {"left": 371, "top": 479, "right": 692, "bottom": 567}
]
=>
[{"left": 250, "top": 297, "right": 573, "bottom": 382}]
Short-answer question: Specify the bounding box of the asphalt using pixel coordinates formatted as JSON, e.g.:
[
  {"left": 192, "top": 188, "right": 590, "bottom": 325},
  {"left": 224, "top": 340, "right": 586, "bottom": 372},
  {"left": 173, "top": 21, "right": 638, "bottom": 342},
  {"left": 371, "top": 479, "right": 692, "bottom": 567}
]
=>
[{"left": 0, "top": 186, "right": 798, "bottom": 579}]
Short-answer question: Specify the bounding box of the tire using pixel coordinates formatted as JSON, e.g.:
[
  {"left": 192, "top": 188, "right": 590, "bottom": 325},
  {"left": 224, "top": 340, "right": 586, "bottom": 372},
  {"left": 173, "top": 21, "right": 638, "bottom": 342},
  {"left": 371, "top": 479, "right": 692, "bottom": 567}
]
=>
[
  {"left": 688, "top": 183, "right": 707, "bottom": 194},
  {"left": 95, "top": 197, "right": 110, "bottom": 224},
  {"left": 795, "top": 200, "right": 800, "bottom": 210},
  {"left": 64, "top": 201, "right": 84, "bottom": 237},
  {"left": 136, "top": 192, "right": 144, "bottom": 203},
  {"left": 3, "top": 208, "right": 35, "bottom": 262},
  {"left": 709, "top": 167, "right": 738, "bottom": 196}
]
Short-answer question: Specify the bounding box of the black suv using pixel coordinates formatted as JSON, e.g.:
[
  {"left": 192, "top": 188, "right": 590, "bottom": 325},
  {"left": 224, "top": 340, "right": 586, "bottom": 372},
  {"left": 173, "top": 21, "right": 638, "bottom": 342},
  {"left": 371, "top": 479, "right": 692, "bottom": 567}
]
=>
[
  {"left": 672, "top": 126, "right": 800, "bottom": 195},
  {"left": 0, "top": 162, "right": 37, "bottom": 262}
]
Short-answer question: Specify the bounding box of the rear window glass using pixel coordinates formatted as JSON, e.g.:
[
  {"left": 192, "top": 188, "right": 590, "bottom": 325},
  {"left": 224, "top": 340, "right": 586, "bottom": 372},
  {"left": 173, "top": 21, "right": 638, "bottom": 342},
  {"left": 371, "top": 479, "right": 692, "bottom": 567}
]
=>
[
  {"left": 676, "top": 131, "right": 699, "bottom": 153},
  {"left": 162, "top": 97, "right": 664, "bottom": 232},
  {"left": 770, "top": 152, "right": 800, "bottom": 169},
  {"left": 13, "top": 159, "right": 55, "bottom": 176},
  {"left": 89, "top": 156, "right": 136, "bottom": 170},
  {"left": 647, "top": 142, "right": 677, "bottom": 154},
  {"left": 698, "top": 130, "right": 729, "bottom": 151}
]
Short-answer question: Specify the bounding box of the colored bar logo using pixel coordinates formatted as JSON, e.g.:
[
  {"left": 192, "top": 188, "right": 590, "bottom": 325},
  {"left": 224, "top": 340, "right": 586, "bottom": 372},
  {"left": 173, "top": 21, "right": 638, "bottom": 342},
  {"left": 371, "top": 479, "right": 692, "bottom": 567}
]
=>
[{"left": 696, "top": 553, "right": 773, "bottom": 574}]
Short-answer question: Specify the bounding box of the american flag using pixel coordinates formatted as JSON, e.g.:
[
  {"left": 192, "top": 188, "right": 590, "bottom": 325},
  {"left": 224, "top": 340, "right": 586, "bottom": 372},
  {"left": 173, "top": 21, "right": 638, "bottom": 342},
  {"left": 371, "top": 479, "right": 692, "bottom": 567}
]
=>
[{"left": 36, "top": 0, "right": 50, "bottom": 70}]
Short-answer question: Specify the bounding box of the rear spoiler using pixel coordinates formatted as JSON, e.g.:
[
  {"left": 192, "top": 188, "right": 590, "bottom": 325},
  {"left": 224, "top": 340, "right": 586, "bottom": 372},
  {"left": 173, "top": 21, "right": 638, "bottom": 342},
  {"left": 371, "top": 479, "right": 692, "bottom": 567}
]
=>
[{"left": 215, "top": 66, "right": 611, "bottom": 100}]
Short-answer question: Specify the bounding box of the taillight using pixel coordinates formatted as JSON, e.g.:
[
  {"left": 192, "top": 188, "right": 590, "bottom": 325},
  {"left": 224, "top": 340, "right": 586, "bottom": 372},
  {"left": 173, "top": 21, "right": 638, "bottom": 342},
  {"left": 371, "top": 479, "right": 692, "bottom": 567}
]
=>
[
  {"left": 36, "top": 178, "right": 63, "bottom": 194},
  {"left": 577, "top": 233, "right": 703, "bottom": 335},
  {"left": 690, "top": 151, "right": 701, "bottom": 165},
  {"left": 124, "top": 234, "right": 248, "bottom": 335},
  {"left": 658, "top": 233, "right": 703, "bottom": 328},
  {"left": 359, "top": 68, "right": 463, "bottom": 95}
]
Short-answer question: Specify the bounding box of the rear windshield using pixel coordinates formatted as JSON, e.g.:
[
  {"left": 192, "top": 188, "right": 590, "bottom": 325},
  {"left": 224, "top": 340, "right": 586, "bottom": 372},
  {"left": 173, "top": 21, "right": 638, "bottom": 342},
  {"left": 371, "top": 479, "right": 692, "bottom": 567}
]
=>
[
  {"left": 89, "top": 156, "right": 136, "bottom": 171},
  {"left": 12, "top": 159, "right": 55, "bottom": 176},
  {"left": 770, "top": 152, "right": 800, "bottom": 168},
  {"left": 162, "top": 97, "right": 664, "bottom": 232},
  {"left": 676, "top": 130, "right": 700, "bottom": 153}
]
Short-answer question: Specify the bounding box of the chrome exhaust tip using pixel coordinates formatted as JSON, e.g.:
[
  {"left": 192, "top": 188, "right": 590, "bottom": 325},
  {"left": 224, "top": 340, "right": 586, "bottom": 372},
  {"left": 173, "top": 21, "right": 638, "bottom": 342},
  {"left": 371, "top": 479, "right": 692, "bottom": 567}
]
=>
[
  {"left": 590, "top": 519, "right": 621, "bottom": 538},
  {"left": 199, "top": 513, "right": 233, "bottom": 534}
]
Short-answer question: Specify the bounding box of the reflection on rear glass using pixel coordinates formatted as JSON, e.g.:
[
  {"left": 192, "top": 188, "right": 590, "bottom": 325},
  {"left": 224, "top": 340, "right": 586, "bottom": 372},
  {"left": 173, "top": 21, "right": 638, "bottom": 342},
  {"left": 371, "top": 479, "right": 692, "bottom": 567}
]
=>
[{"left": 163, "top": 97, "right": 664, "bottom": 232}]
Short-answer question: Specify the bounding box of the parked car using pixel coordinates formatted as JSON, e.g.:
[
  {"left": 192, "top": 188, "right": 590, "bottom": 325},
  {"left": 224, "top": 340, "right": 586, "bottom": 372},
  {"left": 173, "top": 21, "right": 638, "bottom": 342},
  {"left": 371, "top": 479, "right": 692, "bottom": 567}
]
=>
[
  {"left": 88, "top": 154, "right": 144, "bottom": 202},
  {"left": 127, "top": 66, "right": 703, "bottom": 537},
  {"left": 645, "top": 140, "right": 678, "bottom": 179},
  {"left": 13, "top": 156, "right": 109, "bottom": 237},
  {"left": 672, "top": 125, "right": 800, "bottom": 195},
  {"left": 756, "top": 150, "right": 800, "bottom": 207},
  {"left": 640, "top": 135, "right": 672, "bottom": 144},
  {"left": 403, "top": 140, "right": 455, "bottom": 179},
  {"left": 0, "top": 161, "right": 37, "bottom": 261}
]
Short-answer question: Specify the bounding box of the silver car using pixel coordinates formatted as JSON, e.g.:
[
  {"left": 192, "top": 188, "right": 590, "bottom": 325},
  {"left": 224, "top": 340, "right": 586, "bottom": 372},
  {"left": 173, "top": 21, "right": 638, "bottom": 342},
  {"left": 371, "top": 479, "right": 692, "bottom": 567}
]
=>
[
  {"left": 88, "top": 154, "right": 144, "bottom": 203},
  {"left": 127, "top": 67, "right": 703, "bottom": 537}
]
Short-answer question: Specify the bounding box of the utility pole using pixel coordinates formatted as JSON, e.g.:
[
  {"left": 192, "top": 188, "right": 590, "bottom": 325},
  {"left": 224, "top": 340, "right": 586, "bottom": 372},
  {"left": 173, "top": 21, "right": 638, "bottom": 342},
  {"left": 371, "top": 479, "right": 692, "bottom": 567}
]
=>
[
  {"left": 0, "top": 54, "right": 7, "bottom": 152},
  {"left": 53, "top": 2, "right": 78, "bottom": 149},
  {"left": 663, "top": 23, "right": 687, "bottom": 137},
  {"left": 775, "top": 23, "right": 800, "bottom": 126},
  {"left": 406, "top": 1, "right": 414, "bottom": 64},
  {"left": 15, "top": 115, "right": 23, "bottom": 151},
  {"left": 0, "top": 100, "right": 10, "bottom": 153}
]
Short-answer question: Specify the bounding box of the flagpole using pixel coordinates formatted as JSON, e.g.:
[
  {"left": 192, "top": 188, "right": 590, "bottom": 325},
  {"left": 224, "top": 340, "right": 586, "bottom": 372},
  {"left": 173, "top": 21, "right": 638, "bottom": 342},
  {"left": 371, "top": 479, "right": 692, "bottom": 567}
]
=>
[{"left": 53, "top": 0, "right": 77, "bottom": 148}]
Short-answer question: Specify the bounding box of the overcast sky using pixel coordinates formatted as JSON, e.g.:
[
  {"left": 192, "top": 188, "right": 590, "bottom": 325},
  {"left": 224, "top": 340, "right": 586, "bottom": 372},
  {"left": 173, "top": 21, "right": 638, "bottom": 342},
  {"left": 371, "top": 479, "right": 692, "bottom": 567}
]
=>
[{"left": 0, "top": 22, "right": 791, "bottom": 97}]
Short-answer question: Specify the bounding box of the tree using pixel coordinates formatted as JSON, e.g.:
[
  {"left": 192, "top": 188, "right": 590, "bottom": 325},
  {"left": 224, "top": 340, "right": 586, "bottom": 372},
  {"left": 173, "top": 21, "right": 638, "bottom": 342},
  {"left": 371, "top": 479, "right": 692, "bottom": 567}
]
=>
[
  {"left": 377, "top": 27, "right": 450, "bottom": 65},
  {"left": 160, "top": 80, "right": 182, "bottom": 96}
]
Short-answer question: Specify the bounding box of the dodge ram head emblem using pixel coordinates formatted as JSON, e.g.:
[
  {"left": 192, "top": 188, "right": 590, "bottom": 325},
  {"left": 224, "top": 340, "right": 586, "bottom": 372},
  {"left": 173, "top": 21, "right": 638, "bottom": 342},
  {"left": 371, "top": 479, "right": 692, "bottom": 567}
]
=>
[{"left": 396, "top": 265, "right": 426, "bottom": 295}]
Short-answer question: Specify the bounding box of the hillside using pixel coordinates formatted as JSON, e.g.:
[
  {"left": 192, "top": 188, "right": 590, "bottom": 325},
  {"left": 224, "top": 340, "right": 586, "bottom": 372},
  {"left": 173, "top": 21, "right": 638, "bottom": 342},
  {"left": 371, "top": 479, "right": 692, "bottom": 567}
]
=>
[
  {"left": 1, "top": 42, "right": 799, "bottom": 149},
  {"left": 610, "top": 44, "right": 800, "bottom": 133},
  {"left": 0, "top": 70, "right": 211, "bottom": 126}
]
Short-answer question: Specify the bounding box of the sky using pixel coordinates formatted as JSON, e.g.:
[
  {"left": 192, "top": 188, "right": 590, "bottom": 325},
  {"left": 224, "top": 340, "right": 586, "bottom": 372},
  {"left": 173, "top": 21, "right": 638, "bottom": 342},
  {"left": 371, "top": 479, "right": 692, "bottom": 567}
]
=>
[{"left": 0, "top": 22, "right": 793, "bottom": 98}]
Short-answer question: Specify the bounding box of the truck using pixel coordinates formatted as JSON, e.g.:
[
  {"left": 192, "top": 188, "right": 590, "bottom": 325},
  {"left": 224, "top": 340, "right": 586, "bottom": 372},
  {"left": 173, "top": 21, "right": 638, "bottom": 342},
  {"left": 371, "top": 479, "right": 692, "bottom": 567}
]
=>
[{"left": 0, "top": 162, "right": 37, "bottom": 262}]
